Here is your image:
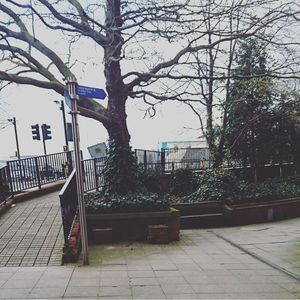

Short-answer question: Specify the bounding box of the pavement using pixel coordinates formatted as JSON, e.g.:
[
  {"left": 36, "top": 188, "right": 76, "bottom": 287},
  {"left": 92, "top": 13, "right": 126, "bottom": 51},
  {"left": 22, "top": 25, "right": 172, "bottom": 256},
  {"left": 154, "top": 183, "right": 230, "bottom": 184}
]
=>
[{"left": 0, "top": 191, "right": 300, "bottom": 299}]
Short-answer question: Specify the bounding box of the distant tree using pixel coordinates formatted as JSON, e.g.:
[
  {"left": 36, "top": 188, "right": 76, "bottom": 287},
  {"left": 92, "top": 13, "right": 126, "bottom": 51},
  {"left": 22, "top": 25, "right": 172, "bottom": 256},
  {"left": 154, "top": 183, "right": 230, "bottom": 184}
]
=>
[
  {"left": 138, "top": 0, "right": 300, "bottom": 168},
  {"left": 274, "top": 92, "right": 300, "bottom": 174},
  {"left": 226, "top": 38, "right": 300, "bottom": 180}
]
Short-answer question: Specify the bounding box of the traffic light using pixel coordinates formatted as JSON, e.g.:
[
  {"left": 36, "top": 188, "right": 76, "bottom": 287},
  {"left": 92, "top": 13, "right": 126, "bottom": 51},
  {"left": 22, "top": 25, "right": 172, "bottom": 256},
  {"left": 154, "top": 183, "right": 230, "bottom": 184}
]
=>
[
  {"left": 41, "top": 124, "right": 52, "bottom": 140},
  {"left": 31, "top": 124, "right": 40, "bottom": 140},
  {"left": 67, "top": 122, "right": 73, "bottom": 142}
]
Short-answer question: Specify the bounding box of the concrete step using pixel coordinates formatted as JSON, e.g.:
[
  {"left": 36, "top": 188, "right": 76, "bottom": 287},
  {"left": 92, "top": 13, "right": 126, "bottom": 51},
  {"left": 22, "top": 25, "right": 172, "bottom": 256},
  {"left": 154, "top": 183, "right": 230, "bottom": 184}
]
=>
[{"left": 180, "top": 213, "right": 225, "bottom": 229}]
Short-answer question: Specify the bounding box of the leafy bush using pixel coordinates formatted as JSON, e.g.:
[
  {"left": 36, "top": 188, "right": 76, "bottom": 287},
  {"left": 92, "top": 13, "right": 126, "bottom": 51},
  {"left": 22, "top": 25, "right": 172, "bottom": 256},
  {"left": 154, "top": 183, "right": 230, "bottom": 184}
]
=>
[
  {"left": 85, "top": 191, "right": 169, "bottom": 213},
  {"left": 138, "top": 167, "right": 167, "bottom": 194},
  {"left": 231, "top": 178, "right": 300, "bottom": 204},
  {"left": 183, "top": 168, "right": 240, "bottom": 203},
  {"left": 180, "top": 171, "right": 300, "bottom": 204},
  {"left": 168, "top": 169, "right": 199, "bottom": 197}
]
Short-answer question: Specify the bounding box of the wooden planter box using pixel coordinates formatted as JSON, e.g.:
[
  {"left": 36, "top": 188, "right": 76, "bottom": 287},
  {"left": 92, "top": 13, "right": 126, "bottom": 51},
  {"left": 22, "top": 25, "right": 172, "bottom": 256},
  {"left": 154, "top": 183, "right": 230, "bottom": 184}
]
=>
[
  {"left": 86, "top": 209, "right": 180, "bottom": 244},
  {"left": 171, "top": 197, "right": 300, "bottom": 228},
  {"left": 172, "top": 201, "right": 222, "bottom": 216},
  {"left": 223, "top": 197, "right": 300, "bottom": 226},
  {"left": 172, "top": 201, "right": 225, "bottom": 229}
]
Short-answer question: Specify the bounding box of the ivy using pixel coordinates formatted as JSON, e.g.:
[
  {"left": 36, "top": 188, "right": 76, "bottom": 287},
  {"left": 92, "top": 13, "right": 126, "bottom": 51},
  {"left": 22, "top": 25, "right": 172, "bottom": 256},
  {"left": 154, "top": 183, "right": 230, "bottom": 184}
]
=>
[
  {"left": 102, "top": 138, "right": 141, "bottom": 195},
  {"left": 168, "top": 169, "right": 199, "bottom": 197},
  {"left": 184, "top": 168, "right": 239, "bottom": 203},
  {"left": 85, "top": 191, "right": 169, "bottom": 213},
  {"left": 180, "top": 170, "right": 300, "bottom": 204}
]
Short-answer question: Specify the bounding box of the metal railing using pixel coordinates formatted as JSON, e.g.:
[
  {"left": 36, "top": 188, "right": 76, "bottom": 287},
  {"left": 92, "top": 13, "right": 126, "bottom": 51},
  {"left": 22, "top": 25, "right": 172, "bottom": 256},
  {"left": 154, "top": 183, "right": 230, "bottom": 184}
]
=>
[
  {"left": 0, "top": 166, "right": 11, "bottom": 205},
  {"left": 59, "top": 169, "right": 78, "bottom": 246},
  {"left": 83, "top": 157, "right": 106, "bottom": 192},
  {"left": 0, "top": 151, "right": 105, "bottom": 204},
  {"left": 135, "top": 148, "right": 210, "bottom": 172},
  {"left": 6, "top": 151, "right": 73, "bottom": 193},
  {"left": 0, "top": 148, "right": 297, "bottom": 205}
]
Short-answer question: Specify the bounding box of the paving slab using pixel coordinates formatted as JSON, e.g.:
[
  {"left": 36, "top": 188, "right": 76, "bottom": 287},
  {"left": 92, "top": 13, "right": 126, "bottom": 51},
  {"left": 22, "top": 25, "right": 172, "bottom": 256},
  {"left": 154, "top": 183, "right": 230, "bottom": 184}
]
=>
[
  {"left": 0, "top": 231, "right": 296, "bottom": 299},
  {"left": 0, "top": 202, "right": 300, "bottom": 299},
  {"left": 213, "top": 217, "right": 300, "bottom": 279}
]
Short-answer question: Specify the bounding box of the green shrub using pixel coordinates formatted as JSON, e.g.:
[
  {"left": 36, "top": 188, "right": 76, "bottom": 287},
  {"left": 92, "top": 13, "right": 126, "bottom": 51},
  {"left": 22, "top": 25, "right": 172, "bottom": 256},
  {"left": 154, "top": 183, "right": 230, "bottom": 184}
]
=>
[
  {"left": 183, "top": 168, "right": 239, "bottom": 203},
  {"left": 168, "top": 169, "right": 199, "bottom": 197},
  {"left": 181, "top": 173, "right": 300, "bottom": 205},
  {"left": 138, "top": 167, "right": 167, "bottom": 194},
  {"left": 85, "top": 191, "right": 169, "bottom": 213},
  {"left": 232, "top": 178, "right": 300, "bottom": 204}
]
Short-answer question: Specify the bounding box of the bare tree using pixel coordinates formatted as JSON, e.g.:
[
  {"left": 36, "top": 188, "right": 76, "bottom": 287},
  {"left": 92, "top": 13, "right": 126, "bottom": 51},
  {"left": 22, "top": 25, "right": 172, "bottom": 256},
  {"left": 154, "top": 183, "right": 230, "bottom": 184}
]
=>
[
  {"left": 0, "top": 0, "right": 299, "bottom": 191},
  {"left": 135, "top": 0, "right": 300, "bottom": 167}
]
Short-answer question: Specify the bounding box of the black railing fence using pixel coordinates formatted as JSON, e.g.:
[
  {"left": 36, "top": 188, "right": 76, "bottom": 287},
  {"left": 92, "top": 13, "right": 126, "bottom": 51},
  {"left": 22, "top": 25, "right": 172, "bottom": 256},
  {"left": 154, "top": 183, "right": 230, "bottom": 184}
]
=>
[
  {"left": 83, "top": 157, "right": 106, "bottom": 192},
  {"left": 135, "top": 149, "right": 162, "bottom": 170},
  {"left": 59, "top": 169, "right": 78, "bottom": 246},
  {"left": 0, "top": 148, "right": 297, "bottom": 206},
  {"left": 6, "top": 151, "right": 74, "bottom": 193},
  {"left": 0, "top": 166, "right": 11, "bottom": 205},
  {"left": 0, "top": 151, "right": 105, "bottom": 204},
  {"left": 135, "top": 148, "right": 210, "bottom": 171}
]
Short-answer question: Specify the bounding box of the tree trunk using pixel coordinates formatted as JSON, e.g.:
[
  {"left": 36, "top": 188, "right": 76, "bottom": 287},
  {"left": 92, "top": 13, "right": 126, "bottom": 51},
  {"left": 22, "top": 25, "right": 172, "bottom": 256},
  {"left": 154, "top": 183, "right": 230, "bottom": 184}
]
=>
[
  {"left": 103, "top": 117, "right": 140, "bottom": 195},
  {"left": 102, "top": 73, "right": 140, "bottom": 194},
  {"left": 99, "top": 0, "right": 140, "bottom": 195}
]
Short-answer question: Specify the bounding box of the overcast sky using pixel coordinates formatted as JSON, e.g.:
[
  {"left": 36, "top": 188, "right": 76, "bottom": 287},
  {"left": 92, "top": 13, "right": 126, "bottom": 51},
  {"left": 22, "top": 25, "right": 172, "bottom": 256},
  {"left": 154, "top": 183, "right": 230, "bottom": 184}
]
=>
[
  {"left": 0, "top": 81, "right": 201, "bottom": 161},
  {"left": 0, "top": 8, "right": 204, "bottom": 162}
]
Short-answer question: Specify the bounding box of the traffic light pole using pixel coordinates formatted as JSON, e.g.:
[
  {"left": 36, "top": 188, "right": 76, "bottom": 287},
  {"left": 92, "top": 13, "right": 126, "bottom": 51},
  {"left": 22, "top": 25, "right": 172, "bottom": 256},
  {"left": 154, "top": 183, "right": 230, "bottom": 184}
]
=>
[
  {"left": 42, "top": 139, "right": 47, "bottom": 155},
  {"left": 66, "top": 76, "right": 89, "bottom": 265},
  {"left": 41, "top": 124, "right": 51, "bottom": 155}
]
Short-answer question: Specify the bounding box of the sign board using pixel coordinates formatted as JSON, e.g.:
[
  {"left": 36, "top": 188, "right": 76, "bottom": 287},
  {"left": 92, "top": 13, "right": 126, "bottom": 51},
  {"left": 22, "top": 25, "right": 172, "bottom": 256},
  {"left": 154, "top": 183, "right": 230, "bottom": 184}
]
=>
[
  {"left": 64, "top": 90, "right": 72, "bottom": 109},
  {"left": 67, "top": 122, "right": 73, "bottom": 141},
  {"left": 88, "top": 142, "right": 107, "bottom": 158},
  {"left": 76, "top": 85, "right": 107, "bottom": 100}
]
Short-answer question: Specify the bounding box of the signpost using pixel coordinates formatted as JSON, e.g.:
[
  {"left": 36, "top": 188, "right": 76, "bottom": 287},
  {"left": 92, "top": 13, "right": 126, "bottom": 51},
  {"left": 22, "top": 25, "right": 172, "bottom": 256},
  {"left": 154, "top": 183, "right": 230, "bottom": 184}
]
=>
[
  {"left": 76, "top": 85, "right": 107, "bottom": 100},
  {"left": 65, "top": 76, "right": 89, "bottom": 265},
  {"left": 64, "top": 78, "right": 107, "bottom": 265}
]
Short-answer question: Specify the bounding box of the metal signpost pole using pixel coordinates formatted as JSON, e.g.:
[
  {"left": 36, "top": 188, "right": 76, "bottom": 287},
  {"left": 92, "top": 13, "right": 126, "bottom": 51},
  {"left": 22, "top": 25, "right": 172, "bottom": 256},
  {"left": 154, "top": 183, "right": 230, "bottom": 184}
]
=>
[{"left": 65, "top": 76, "right": 89, "bottom": 265}]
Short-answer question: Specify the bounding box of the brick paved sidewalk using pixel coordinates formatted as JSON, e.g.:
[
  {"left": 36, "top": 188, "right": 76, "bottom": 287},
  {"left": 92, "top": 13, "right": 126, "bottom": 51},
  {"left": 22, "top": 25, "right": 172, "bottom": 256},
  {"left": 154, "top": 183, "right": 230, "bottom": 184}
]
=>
[{"left": 0, "top": 192, "right": 63, "bottom": 267}]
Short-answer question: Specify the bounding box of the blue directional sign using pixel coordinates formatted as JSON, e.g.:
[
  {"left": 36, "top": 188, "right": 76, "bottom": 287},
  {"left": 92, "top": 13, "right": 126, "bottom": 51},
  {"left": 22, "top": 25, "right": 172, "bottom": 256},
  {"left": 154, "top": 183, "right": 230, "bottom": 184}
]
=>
[
  {"left": 64, "top": 90, "right": 72, "bottom": 109},
  {"left": 76, "top": 85, "right": 107, "bottom": 100}
]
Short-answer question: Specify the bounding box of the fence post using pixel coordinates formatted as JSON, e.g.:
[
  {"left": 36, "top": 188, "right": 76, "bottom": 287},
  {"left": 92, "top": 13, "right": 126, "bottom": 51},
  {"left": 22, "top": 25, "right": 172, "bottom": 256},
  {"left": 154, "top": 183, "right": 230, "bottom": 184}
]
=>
[
  {"left": 0, "top": 169, "right": 5, "bottom": 205},
  {"left": 6, "top": 162, "right": 14, "bottom": 197},
  {"left": 34, "top": 157, "right": 42, "bottom": 189},
  {"left": 161, "top": 149, "right": 165, "bottom": 173},
  {"left": 94, "top": 158, "right": 99, "bottom": 191},
  {"left": 67, "top": 151, "right": 73, "bottom": 175},
  {"left": 143, "top": 150, "right": 147, "bottom": 170}
]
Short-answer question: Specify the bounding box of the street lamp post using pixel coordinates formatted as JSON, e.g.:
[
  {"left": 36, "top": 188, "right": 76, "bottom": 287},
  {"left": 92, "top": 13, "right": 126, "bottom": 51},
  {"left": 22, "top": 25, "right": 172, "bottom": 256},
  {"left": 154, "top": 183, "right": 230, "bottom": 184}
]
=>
[{"left": 8, "top": 117, "right": 20, "bottom": 159}]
